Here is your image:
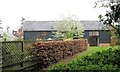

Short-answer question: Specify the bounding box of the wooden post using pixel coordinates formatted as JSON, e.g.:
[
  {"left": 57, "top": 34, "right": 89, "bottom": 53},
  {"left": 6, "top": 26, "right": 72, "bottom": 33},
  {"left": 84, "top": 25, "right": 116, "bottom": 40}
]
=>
[{"left": 20, "top": 41, "right": 24, "bottom": 70}]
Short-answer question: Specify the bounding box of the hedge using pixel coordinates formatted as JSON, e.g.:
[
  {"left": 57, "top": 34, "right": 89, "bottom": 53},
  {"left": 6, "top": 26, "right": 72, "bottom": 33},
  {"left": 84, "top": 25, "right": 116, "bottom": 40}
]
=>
[
  {"left": 29, "top": 39, "right": 88, "bottom": 67},
  {"left": 49, "top": 47, "right": 120, "bottom": 71}
]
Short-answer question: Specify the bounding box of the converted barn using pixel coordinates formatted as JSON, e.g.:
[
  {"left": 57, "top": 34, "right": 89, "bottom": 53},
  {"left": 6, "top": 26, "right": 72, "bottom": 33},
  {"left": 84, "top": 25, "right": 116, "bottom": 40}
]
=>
[{"left": 22, "top": 21, "right": 111, "bottom": 46}]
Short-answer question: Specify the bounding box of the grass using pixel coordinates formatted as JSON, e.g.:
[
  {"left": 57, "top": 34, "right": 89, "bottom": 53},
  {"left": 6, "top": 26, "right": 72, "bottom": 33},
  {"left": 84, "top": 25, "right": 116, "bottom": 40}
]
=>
[{"left": 47, "top": 46, "right": 119, "bottom": 69}]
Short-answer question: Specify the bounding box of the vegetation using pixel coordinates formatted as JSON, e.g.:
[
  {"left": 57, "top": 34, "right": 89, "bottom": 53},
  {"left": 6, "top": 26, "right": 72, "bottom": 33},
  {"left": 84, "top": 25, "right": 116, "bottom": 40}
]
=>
[
  {"left": 53, "top": 17, "right": 84, "bottom": 40},
  {"left": 48, "top": 46, "right": 113, "bottom": 66},
  {"left": 2, "top": 33, "right": 8, "bottom": 41},
  {"left": 2, "top": 41, "right": 35, "bottom": 70},
  {"left": 29, "top": 39, "right": 88, "bottom": 68},
  {"left": 48, "top": 46, "right": 120, "bottom": 71},
  {"left": 1, "top": 32, "right": 17, "bottom": 41},
  {"left": 95, "top": 0, "right": 120, "bottom": 44}
]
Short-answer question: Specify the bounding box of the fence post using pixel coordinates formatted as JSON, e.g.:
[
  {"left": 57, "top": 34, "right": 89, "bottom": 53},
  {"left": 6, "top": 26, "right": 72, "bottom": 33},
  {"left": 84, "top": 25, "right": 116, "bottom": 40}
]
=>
[
  {"left": 0, "top": 42, "right": 2, "bottom": 71},
  {"left": 20, "top": 41, "right": 24, "bottom": 70}
]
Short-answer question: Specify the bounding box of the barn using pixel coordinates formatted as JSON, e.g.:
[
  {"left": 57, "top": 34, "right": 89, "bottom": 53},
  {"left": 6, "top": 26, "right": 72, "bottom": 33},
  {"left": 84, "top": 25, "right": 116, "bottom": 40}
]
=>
[{"left": 22, "top": 21, "right": 111, "bottom": 46}]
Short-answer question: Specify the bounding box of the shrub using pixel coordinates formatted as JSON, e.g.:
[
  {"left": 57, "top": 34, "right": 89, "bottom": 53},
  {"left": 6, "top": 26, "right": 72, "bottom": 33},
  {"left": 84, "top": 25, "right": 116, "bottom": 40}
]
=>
[
  {"left": 49, "top": 47, "right": 120, "bottom": 71},
  {"left": 29, "top": 39, "right": 88, "bottom": 68}
]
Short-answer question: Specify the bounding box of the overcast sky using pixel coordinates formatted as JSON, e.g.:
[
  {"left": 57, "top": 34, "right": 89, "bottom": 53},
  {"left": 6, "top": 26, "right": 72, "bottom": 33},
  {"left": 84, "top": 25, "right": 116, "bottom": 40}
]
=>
[{"left": 0, "top": 0, "right": 107, "bottom": 33}]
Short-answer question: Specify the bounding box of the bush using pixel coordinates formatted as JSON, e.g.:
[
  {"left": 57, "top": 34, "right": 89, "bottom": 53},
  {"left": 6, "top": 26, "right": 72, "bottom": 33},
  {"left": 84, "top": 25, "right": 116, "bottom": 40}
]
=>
[
  {"left": 49, "top": 64, "right": 119, "bottom": 71},
  {"left": 29, "top": 39, "right": 88, "bottom": 68},
  {"left": 49, "top": 47, "right": 120, "bottom": 71}
]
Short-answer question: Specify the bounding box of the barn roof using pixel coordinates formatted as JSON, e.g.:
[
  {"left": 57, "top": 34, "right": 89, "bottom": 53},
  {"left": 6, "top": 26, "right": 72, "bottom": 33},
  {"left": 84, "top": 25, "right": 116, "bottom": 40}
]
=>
[{"left": 23, "top": 21, "right": 109, "bottom": 31}]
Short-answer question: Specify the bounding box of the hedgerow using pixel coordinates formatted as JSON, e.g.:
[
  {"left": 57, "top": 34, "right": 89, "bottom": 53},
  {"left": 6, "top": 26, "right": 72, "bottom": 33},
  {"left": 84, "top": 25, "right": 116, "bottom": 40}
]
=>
[
  {"left": 49, "top": 47, "right": 120, "bottom": 71},
  {"left": 29, "top": 39, "right": 88, "bottom": 68}
]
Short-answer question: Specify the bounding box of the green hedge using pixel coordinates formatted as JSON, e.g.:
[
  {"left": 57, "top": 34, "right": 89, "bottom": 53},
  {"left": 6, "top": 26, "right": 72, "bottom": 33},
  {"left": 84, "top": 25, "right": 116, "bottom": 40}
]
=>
[{"left": 49, "top": 47, "right": 120, "bottom": 71}]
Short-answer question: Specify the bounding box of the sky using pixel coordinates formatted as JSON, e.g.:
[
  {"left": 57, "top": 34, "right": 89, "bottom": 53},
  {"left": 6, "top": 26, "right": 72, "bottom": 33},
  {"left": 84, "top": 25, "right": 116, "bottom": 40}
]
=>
[{"left": 0, "top": 0, "right": 107, "bottom": 33}]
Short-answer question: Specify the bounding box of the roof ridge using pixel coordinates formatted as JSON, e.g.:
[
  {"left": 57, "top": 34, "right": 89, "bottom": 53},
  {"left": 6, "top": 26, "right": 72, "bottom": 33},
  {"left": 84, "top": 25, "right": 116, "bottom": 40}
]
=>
[
  {"left": 25, "top": 20, "right": 100, "bottom": 22},
  {"left": 23, "top": 20, "right": 108, "bottom": 31},
  {"left": 25, "top": 21, "right": 58, "bottom": 22}
]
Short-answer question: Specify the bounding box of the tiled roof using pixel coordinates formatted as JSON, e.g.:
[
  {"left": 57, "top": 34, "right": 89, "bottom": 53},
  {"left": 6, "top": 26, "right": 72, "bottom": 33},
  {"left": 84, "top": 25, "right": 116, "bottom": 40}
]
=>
[
  {"left": 23, "top": 21, "right": 109, "bottom": 31},
  {"left": 80, "top": 21, "right": 109, "bottom": 30}
]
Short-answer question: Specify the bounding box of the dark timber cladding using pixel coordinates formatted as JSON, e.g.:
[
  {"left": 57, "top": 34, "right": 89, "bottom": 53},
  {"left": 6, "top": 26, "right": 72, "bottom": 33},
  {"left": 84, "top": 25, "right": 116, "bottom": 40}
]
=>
[
  {"left": 23, "top": 31, "right": 56, "bottom": 40},
  {"left": 84, "top": 30, "right": 111, "bottom": 46},
  {"left": 99, "top": 30, "right": 111, "bottom": 43},
  {"left": 22, "top": 21, "right": 111, "bottom": 46}
]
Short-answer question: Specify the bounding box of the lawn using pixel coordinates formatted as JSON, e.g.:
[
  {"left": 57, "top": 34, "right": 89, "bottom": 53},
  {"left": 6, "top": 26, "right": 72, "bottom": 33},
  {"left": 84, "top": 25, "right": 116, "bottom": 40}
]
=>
[{"left": 47, "top": 46, "right": 119, "bottom": 69}]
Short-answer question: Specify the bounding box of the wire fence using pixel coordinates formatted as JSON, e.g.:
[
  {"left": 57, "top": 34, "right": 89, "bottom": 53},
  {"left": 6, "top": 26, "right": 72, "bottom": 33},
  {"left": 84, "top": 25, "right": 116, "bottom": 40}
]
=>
[{"left": 1, "top": 41, "right": 40, "bottom": 71}]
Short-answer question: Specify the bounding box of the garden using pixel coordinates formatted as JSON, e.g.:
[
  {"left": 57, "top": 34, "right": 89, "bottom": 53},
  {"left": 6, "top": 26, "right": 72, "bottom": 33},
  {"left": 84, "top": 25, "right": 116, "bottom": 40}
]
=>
[
  {"left": 48, "top": 46, "right": 120, "bottom": 71},
  {"left": 1, "top": 16, "right": 120, "bottom": 72},
  {"left": 1, "top": 17, "right": 88, "bottom": 71},
  {"left": 1, "top": 0, "right": 120, "bottom": 71}
]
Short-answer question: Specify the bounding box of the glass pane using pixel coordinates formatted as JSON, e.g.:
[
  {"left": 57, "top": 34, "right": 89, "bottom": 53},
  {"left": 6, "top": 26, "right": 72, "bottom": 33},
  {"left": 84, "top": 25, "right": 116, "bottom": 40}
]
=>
[{"left": 89, "top": 31, "right": 99, "bottom": 36}]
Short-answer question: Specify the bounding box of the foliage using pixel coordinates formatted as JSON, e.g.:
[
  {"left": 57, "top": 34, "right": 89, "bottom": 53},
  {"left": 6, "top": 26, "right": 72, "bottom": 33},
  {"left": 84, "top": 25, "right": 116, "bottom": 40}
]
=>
[
  {"left": 2, "top": 33, "right": 8, "bottom": 41},
  {"left": 29, "top": 39, "right": 88, "bottom": 68},
  {"left": 53, "top": 17, "right": 84, "bottom": 40},
  {"left": 1, "top": 32, "right": 17, "bottom": 41},
  {"left": 2, "top": 41, "right": 36, "bottom": 70},
  {"left": 95, "top": 0, "right": 120, "bottom": 44},
  {"left": 14, "top": 38, "right": 23, "bottom": 41},
  {"left": 48, "top": 46, "right": 117, "bottom": 69},
  {"left": 49, "top": 47, "right": 120, "bottom": 71}
]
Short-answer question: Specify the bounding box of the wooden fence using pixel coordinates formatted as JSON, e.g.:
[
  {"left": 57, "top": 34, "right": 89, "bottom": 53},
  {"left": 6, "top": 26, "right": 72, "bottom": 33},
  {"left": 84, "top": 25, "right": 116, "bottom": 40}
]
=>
[{"left": 1, "top": 41, "right": 40, "bottom": 71}]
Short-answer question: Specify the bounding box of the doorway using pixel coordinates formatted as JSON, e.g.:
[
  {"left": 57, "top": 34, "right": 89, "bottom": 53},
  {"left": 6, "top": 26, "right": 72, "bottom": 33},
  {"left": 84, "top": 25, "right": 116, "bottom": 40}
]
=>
[{"left": 89, "top": 36, "right": 99, "bottom": 46}]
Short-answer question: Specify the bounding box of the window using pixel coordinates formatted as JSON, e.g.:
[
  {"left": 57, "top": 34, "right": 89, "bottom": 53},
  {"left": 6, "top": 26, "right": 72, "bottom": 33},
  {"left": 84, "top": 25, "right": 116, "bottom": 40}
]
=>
[{"left": 89, "top": 31, "right": 99, "bottom": 36}]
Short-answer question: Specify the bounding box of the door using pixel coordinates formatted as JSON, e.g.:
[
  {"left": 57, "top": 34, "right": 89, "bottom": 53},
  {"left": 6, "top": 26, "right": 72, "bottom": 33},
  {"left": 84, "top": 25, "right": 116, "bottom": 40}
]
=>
[{"left": 89, "top": 36, "right": 98, "bottom": 46}]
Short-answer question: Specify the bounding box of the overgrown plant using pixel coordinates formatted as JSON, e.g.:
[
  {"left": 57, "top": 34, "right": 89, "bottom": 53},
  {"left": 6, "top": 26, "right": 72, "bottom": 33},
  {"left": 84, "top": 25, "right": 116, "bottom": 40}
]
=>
[{"left": 53, "top": 17, "right": 84, "bottom": 40}]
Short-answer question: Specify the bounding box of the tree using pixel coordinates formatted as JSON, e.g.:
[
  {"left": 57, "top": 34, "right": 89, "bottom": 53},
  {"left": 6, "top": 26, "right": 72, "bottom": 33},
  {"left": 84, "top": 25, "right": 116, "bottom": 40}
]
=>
[
  {"left": 0, "top": 18, "right": 3, "bottom": 29},
  {"left": 21, "top": 17, "right": 25, "bottom": 25},
  {"left": 53, "top": 17, "right": 84, "bottom": 40},
  {"left": 95, "top": 0, "right": 120, "bottom": 44},
  {"left": 2, "top": 33, "right": 8, "bottom": 41}
]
